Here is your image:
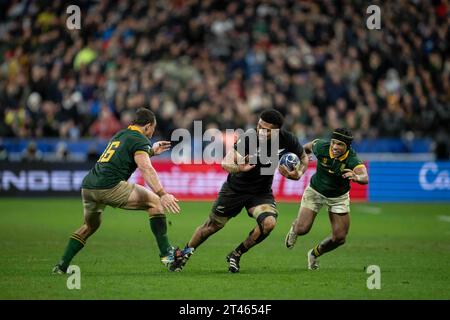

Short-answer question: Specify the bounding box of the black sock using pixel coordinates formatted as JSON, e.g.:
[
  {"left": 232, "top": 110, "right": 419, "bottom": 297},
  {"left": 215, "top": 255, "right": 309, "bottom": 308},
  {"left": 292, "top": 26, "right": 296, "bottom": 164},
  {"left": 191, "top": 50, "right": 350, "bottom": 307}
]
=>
[
  {"left": 312, "top": 244, "right": 321, "bottom": 257},
  {"left": 313, "top": 237, "right": 344, "bottom": 257},
  {"left": 234, "top": 243, "right": 248, "bottom": 256}
]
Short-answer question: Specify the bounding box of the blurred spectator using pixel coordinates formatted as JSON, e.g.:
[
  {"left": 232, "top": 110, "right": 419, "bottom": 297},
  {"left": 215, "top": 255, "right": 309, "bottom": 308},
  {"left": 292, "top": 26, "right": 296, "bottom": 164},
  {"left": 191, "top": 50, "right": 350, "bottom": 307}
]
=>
[
  {"left": 434, "top": 129, "right": 450, "bottom": 160},
  {"left": 21, "top": 142, "right": 43, "bottom": 162},
  {"left": 89, "top": 105, "right": 122, "bottom": 139},
  {"left": 0, "top": 139, "right": 8, "bottom": 161},
  {"left": 54, "top": 142, "right": 70, "bottom": 162}
]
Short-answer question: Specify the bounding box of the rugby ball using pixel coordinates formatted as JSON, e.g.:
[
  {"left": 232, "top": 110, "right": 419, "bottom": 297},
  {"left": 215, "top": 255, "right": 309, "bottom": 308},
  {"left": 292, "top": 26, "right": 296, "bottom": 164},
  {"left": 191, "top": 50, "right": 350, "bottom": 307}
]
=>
[{"left": 279, "top": 152, "right": 300, "bottom": 171}]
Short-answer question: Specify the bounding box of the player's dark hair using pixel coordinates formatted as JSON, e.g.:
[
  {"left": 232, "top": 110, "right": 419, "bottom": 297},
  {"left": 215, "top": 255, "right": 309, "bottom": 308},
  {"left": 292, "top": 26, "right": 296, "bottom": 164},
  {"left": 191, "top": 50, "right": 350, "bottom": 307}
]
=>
[
  {"left": 260, "top": 109, "right": 284, "bottom": 128},
  {"left": 133, "top": 108, "right": 156, "bottom": 126},
  {"left": 332, "top": 128, "right": 353, "bottom": 146}
]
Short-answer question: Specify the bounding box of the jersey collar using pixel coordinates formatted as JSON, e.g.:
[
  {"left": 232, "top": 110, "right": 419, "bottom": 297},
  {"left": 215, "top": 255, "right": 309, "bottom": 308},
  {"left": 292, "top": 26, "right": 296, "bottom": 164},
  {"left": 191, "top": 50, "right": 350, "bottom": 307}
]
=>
[
  {"left": 128, "top": 125, "right": 145, "bottom": 135},
  {"left": 329, "top": 147, "right": 350, "bottom": 161}
]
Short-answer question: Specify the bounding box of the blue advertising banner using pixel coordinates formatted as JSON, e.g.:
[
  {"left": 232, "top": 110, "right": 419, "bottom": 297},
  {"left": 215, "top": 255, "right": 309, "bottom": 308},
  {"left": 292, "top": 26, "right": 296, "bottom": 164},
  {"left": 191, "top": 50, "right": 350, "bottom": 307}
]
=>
[{"left": 369, "top": 162, "right": 450, "bottom": 201}]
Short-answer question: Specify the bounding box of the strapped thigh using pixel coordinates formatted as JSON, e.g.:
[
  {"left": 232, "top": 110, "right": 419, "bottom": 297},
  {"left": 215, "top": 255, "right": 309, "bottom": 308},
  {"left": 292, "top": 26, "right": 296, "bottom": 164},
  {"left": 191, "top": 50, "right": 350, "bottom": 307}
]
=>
[
  {"left": 249, "top": 203, "right": 278, "bottom": 219},
  {"left": 208, "top": 212, "right": 230, "bottom": 229}
]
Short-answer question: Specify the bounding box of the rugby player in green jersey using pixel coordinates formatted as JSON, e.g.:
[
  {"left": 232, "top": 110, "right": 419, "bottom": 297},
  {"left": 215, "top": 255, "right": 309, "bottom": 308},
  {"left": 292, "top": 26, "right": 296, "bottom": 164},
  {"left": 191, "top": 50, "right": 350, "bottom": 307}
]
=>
[
  {"left": 285, "top": 128, "right": 368, "bottom": 270},
  {"left": 52, "top": 108, "right": 180, "bottom": 274}
]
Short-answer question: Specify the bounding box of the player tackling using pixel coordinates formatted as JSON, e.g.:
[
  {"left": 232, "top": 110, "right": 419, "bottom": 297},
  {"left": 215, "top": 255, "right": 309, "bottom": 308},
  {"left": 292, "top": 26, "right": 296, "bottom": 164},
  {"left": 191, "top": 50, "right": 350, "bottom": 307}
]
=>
[
  {"left": 52, "top": 108, "right": 180, "bottom": 274},
  {"left": 285, "top": 128, "right": 368, "bottom": 270}
]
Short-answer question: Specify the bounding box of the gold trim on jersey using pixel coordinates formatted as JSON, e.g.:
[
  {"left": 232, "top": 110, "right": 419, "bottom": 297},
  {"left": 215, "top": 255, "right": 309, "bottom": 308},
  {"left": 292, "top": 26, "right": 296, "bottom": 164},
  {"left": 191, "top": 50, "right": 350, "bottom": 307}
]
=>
[
  {"left": 134, "top": 150, "right": 149, "bottom": 156},
  {"left": 329, "top": 147, "right": 349, "bottom": 161},
  {"left": 128, "top": 125, "right": 144, "bottom": 134},
  {"left": 353, "top": 164, "right": 366, "bottom": 170}
]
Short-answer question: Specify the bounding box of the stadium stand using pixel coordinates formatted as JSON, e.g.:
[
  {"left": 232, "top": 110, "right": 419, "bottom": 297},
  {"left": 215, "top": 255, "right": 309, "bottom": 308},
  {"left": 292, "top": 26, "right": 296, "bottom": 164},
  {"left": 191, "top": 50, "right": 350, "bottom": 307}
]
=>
[{"left": 0, "top": 0, "right": 448, "bottom": 160}]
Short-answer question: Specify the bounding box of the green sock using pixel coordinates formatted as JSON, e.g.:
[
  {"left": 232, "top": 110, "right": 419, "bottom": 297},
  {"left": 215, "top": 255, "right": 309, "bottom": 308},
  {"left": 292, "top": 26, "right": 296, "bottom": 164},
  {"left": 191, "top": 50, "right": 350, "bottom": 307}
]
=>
[
  {"left": 149, "top": 215, "right": 171, "bottom": 257},
  {"left": 59, "top": 234, "right": 85, "bottom": 270}
]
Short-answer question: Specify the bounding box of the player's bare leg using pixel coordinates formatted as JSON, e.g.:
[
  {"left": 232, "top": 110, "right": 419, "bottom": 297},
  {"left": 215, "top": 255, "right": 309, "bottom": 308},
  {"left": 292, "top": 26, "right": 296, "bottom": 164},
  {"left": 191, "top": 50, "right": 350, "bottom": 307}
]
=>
[
  {"left": 227, "top": 205, "right": 277, "bottom": 273},
  {"left": 308, "top": 212, "right": 350, "bottom": 270},
  {"left": 123, "top": 183, "right": 175, "bottom": 267},
  {"left": 240, "top": 216, "right": 276, "bottom": 250},
  {"left": 169, "top": 215, "right": 227, "bottom": 271},
  {"left": 122, "top": 183, "right": 160, "bottom": 210},
  {"left": 285, "top": 206, "right": 317, "bottom": 248},
  {"left": 53, "top": 211, "right": 102, "bottom": 274},
  {"left": 188, "top": 216, "right": 226, "bottom": 248},
  {"left": 74, "top": 211, "right": 102, "bottom": 240}
]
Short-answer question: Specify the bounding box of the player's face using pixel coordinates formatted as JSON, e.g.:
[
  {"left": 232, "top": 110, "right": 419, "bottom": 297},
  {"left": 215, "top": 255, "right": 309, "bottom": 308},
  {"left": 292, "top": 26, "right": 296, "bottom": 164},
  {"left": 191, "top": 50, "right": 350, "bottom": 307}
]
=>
[
  {"left": 144, "top": 122, "right": 156, "bottom": 138},
  {"left": 330, "top": 139, "right": 347, "bottom": 157},
  {"left": 257, "top": 119, "right": 279, "bottom": 141}
]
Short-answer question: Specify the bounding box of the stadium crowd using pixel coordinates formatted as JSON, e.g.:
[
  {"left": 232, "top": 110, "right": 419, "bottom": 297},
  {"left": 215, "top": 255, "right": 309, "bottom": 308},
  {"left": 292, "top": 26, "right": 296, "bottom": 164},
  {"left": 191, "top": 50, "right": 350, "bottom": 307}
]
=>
[{"left": 0, "top": 0, "right": 449, "bottom": 144}]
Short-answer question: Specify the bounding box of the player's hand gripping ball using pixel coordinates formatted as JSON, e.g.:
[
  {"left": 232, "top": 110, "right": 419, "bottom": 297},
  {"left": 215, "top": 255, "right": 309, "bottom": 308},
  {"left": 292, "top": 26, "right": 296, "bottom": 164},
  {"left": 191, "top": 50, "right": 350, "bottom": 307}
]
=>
[{"left": 279, "top": 152, "right": 300, "bottom": 171}]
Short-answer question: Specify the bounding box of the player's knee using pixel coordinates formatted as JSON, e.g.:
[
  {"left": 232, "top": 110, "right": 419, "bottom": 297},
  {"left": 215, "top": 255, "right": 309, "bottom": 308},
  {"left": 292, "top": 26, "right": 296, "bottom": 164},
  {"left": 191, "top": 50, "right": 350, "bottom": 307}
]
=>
[
  {"left": 207, "top": 213, "right": 228, "bottom": 231},
  {"left": 256, "top": 213, "right": 277, "bottom": 234},
  {"left": 206, "top": 218, "right": 224, "bottom": 233},
  {"left": 148, "top": 196, "right": 164, "bottom": 215},
  {"left": 262, "top": 216, "right": 277, "bottom": 232},
  {"left": 148, "top": 205, "right": 164, "bottom": 216}
]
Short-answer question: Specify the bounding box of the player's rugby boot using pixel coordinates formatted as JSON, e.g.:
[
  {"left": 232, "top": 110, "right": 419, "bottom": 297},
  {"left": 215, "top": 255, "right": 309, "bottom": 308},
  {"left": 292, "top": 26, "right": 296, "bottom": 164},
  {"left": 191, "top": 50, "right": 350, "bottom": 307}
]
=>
[
  {"left": 52, "top": 263, "right": 67, "bottom": 274},
  {"left": 226, "top": 251, "right": 241, "bottom": 273},
  {"left": 169, "top": 246, "right": 195, "bottom": 272},
  {"left": 285, "top": 224, "right": 298, "bottom": 249},
  {"left": 160, "top": 246, "right": 177, "bottom": 267},
  {"left": 307, "top": 249, "right": 319, "bottom": 270}
]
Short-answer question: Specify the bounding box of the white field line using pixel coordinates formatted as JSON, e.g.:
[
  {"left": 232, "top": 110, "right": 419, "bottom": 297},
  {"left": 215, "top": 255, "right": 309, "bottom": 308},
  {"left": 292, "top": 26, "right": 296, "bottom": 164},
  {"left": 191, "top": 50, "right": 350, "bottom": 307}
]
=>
[
  {"left": 437, "top": 215, "right": 450, "bottom": 223},
  {"left": 359, "top": 206, "right": 382, "bottom": 215}
]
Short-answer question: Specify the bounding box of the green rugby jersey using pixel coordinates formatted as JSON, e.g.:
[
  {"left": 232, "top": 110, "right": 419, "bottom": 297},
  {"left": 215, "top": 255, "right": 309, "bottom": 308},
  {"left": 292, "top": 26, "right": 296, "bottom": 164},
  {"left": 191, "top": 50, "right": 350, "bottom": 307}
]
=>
[
  {"left": 309, "top": 139, "right": 364, "bottom": 197},
  {"left": 82, "top": 125, "right": 153, "bottom": 189}
]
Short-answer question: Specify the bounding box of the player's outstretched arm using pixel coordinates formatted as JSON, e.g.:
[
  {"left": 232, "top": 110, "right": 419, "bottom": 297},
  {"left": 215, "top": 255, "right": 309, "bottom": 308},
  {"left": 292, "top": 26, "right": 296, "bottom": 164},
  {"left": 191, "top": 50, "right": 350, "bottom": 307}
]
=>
[
  {"left": 342, "top": 165, "right": 369, "bottom": 185},
  {"left": 298, "top": 149, "right": 309, "bottom": 176},
  {"left": 221, "top": 149, "right": 255, "bottom": 173},
  {"left": 134, "top": 153, "right": 180, "bottom": 213},
  {"left": 303, "top": 141, "right": 314, "bottom": 154}
]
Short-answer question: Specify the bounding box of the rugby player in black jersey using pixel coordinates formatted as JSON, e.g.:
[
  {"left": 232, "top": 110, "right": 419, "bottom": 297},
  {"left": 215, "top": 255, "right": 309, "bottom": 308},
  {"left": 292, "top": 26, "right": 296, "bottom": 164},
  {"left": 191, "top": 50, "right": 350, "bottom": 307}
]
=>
[{"left": 170, "top": 109, "right": 308, "bottom": 273}]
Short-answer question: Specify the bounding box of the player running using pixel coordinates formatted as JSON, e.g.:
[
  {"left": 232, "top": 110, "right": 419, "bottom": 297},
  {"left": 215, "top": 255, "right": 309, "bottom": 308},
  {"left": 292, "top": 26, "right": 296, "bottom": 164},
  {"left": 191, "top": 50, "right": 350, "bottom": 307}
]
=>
[
  {"left": 170, "top": 109, "right": 309, "bottom": 273},
  {"left": 285, "top": 128, "right": 369, "bottom": 270},
  {"left": 52, "top": 108, "right": 180, "bottom": 274}
]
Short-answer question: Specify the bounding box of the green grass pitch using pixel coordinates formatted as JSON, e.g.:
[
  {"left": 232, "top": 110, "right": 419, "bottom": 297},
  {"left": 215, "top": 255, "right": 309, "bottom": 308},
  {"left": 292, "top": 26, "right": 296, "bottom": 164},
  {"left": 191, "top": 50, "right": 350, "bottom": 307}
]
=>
[{"left": 0, "top": 198, "right": 449, "bottom": 299}]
